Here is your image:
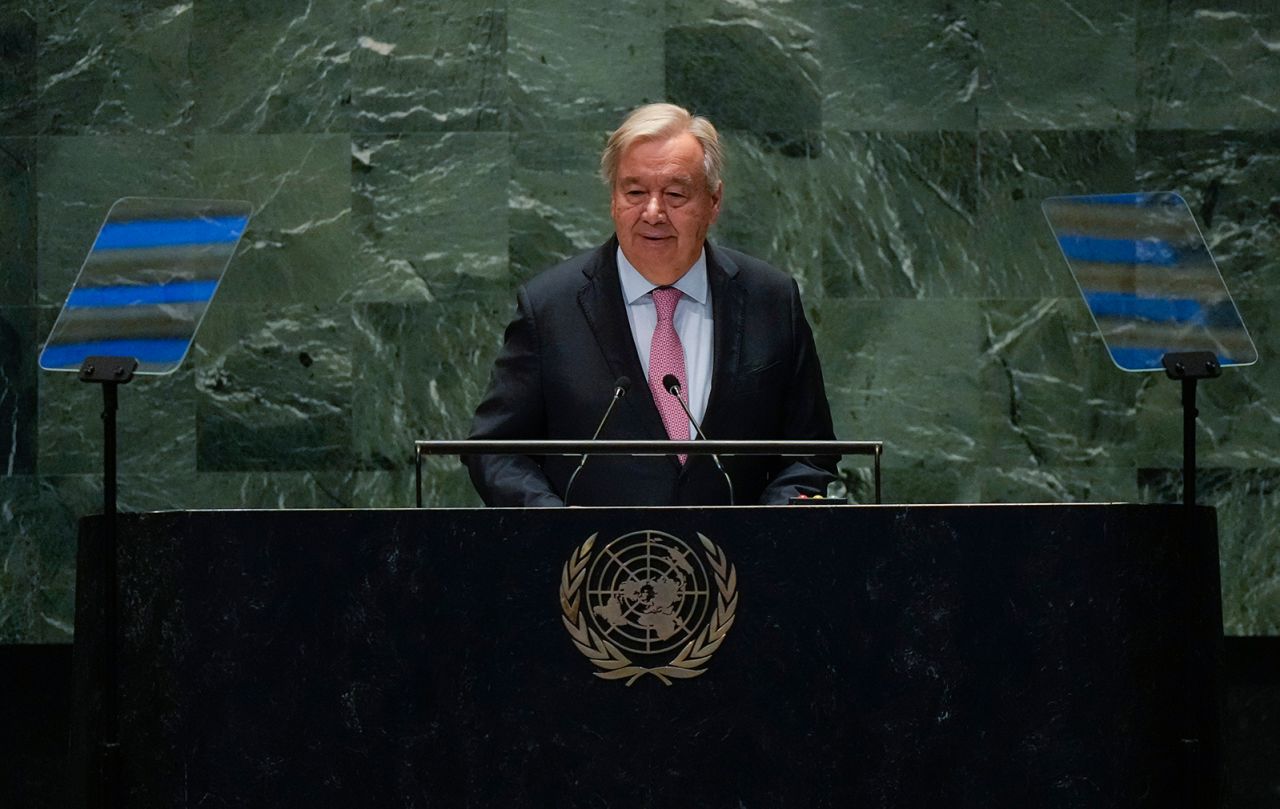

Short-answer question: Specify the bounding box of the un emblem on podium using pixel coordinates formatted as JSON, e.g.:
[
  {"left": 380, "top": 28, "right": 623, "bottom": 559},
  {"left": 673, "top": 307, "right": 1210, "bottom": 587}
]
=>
[{"left": 559, "top": 529, "right": 738, "bottom": 686}]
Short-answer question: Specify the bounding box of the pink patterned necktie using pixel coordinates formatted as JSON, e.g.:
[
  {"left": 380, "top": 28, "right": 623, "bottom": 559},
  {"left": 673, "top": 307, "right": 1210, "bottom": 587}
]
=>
[{"left": 648, "top": 286, "right": 689, "bottom": 464}]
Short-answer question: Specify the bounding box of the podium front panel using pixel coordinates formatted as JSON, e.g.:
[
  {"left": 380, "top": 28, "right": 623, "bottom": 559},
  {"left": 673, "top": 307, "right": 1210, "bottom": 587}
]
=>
[{"left": 73, "top": 504, "right": 1221, "bottom": 808}]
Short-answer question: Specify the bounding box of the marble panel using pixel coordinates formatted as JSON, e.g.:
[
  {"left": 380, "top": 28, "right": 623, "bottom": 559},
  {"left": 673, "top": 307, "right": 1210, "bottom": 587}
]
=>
[
  {"left": 665, "top": 0, "right": 820, "bottom": 135},
  {"left": 666, "top": 0, "right": 819, "bottom": 56},
  {"left": 194, "top": 302, "right": 353, "bottom": 472},
  {"left": 509, "top": 130, "right": 613, "bottom": 283},
  {"left": 713, "top": 131, "right": 823, "bottom": 297},
  {"left": 0, "top": 138, "right": 36, "bottom": 305},
  {"left": 1136, "top": 298, "right": 1279, "bottom": 469},
  {"left": 976, "top": 0, "right": 1136, "bottom": 130},
  {"left": 351, "top": 133, "right": 510, "bottom": 302},
  {"left": 1140, "top": 467, "right": 1280, "bottom": 635},
  {"left": 1136, "top": 129, "right": 1280, "bottom": 301},
  {"left": 192, "top": 134, "right": 352, "bottom": 304},
  {"left": 0, "top": 306, "right": 37, "bottom": 476},
  {"left": 817, "top": 0, "right": 980, "bottom": 131},
  {"left": 872, "top": 461, "right": 983, "bottom": 506},
  {"left": 35, "top": 135, "right": 197, "bottom": 305},
  {"left": 978, "top": 298, "right": 1140, "bottom": 474},
  {"left": 0, "top": 2, "right": 37, "bottom": 134},
  {"left": 816, "top": 131, "right": 982, "bottom": 298},
  {"left": 352, "top": 0, "right": 507, "bottom": 132},
  {"left": 978, "top": 129, "right": 1137, "bottom": 299},
  {"left": 1138, "top": 0, "right": 1280, "bottom": 129},
  {"left": 116, "top": 469, "right": 462, "bottom": 511},
  {"left": 118, "top": 470, "right": 363, "bottom": 511},
  {"left": 36, "top": 0, "right": 193, "bottom": 135},
  {"left": 351, "top": 298, "right": 508, "bottom": 477},
  {"left": 348, "top": 469, "right": 442, "bottom": 509},
  {"left": 0, "top": 474, "right": 97, "bottom": 643},
  {"left": 977, "top": 464, "right": 1140, "bottom": 504},
  {"left": 817, "top": 299, "right": 984, "bottom": 498},
  {"left": 507, "top": 0, "right": 664, "bottom": 130},
  {"left": 189, "top": 0, "right": 351, "bottom": 133},
  {"left": 1133, "top": 370, "right": 1185, "bottom": 472}
]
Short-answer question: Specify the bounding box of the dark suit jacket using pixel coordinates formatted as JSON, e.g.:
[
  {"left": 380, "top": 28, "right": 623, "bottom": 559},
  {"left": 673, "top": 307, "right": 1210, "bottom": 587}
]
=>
[{"left": 465, "top": 237, "right": 838, "bottom": 506}]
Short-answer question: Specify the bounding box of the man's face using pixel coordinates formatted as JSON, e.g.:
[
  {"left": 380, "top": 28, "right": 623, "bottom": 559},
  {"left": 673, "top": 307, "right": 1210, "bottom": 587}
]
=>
[{"left": 611, "top": 132, "right": 722, "bottom": 286}]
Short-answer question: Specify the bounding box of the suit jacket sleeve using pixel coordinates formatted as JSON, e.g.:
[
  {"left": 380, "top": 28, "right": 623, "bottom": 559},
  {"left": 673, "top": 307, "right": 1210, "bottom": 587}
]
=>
[
  {"left": 756, "top": 277, "right": 839, "bottom": 504},
  {"left": 464, "top": 286, "right": 565, "bottom": 507}
]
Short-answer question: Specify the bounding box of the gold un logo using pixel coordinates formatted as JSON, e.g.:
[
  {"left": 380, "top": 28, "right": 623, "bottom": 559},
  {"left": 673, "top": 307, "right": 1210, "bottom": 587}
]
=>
[{"left": 559, "top": 529, "right": 738, "bottom": 686}]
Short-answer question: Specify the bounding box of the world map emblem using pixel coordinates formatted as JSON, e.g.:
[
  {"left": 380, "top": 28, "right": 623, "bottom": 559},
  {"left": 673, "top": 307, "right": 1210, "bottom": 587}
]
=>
[{"left": 559, "top": 529, "right": 738, "bottom": 685}]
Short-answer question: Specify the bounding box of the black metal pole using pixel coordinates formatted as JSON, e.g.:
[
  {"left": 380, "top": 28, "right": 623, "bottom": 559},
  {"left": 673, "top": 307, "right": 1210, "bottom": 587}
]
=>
[
  {"left": 103, "top": 381, "right": 118, "bottom": 521},
  {"left": 1182, "top": 376, "right": 1198, "bottom": 508},
  {"left": 78, "top": 356, "right": 136, "bottom": 809},
  {"left": 100, "top": 380, "right": 121, "bottom": 809},
  {"left": 1162, "top": 352, "right": 1218, "bottom": 510}
]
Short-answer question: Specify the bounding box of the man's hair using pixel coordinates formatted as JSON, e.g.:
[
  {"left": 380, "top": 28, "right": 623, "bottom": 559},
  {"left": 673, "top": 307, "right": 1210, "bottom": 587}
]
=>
[{"left": 600, "top": 103, "right": 724, "bottom": 193}]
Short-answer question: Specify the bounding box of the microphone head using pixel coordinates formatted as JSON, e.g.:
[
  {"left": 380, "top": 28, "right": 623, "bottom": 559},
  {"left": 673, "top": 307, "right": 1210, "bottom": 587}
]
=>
[
  {"left": 662, "top": 373, "right": 680, "bottom": 395},
  {"left": 614, "top": 375, "right": 631, "bottom": 397}
]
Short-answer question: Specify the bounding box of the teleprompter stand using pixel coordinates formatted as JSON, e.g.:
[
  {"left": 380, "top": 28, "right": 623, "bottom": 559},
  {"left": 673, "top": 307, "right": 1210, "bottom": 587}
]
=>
[
  {"left": 79, "top": 356, "right": 138, "bottom": 520},
  {"left": 78, "top": 355, "right": 138, "bottom": 809},
  {"left": 77, "top": 353, "right": 137, "bottom": 809},
  {"left": 1159, "top": 350, "right": 1222, "bottom": 802},
  {"left": 1162, "top": 351, "right": 1221, "bottom": 508}
]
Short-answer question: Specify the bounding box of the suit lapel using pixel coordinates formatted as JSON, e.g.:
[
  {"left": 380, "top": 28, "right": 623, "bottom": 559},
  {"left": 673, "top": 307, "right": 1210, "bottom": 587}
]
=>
[
  {"left": 576, "top": 240, "right": 669, "bottom": 441},
  {"left": 702, "top": 243, "right": 744, "bottom": 436}
]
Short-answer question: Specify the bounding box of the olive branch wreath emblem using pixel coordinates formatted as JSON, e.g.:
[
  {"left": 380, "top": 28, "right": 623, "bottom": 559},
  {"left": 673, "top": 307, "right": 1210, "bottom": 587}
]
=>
[{"left": 559, "top": 531, "right": 738, "bottom": 686}]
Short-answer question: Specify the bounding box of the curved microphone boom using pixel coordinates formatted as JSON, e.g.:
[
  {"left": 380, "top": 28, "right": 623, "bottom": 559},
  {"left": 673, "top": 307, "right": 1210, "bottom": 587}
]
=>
[
  {"left": 562, "top": 376, "right": 631, "bottom": 506},
  {"left": 661, "top": 373, "right": 735, "bottom": 505}
]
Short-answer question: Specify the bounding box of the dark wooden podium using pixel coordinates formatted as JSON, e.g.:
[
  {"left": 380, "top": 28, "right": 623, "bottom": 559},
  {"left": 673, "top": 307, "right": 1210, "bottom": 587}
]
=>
[{"left": 72, "top": 504, "right": 1222, "bottom": 808}]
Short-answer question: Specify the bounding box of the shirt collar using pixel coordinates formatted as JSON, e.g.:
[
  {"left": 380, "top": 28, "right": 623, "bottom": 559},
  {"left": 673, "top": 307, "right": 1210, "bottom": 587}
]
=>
[{"left": 617, "top": 245, "right": 709, "bottom": 306}]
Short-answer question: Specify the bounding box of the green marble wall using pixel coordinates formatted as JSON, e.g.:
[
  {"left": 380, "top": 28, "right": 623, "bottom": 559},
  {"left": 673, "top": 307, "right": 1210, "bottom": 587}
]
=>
[{"left": 1, "top": 0, "right": 1277, "bottom": 642}]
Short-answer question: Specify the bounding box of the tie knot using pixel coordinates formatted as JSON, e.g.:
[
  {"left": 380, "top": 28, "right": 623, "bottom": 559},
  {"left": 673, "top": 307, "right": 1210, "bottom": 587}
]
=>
[{"left": 652, "top": 286, "right": 681, "bottom": 323}]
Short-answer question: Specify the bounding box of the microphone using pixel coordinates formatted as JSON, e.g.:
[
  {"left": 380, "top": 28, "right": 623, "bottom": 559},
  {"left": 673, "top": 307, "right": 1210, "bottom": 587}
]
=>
[
  {"left": 661, "top": 374, "right": 735, "bottom": 505},
  {"left": 563, "top": 376, "right": 631, "bottom": 506}
]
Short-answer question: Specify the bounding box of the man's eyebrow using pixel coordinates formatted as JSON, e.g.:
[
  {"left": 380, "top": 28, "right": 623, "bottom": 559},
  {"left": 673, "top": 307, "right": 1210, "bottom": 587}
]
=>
[{"left": 618, "top": 175, "right": 696, "bottom": 187}]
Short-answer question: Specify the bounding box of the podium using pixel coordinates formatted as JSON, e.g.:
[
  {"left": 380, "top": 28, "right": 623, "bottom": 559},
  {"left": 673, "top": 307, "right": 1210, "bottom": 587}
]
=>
[{"left": 72, "top": 504, "right": 1221, "bottom": 807}]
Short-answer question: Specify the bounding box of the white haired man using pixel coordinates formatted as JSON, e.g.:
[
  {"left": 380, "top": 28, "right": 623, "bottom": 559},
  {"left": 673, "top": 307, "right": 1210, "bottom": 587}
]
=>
[{"left": 466, "top": 103, "right": 837, "bottom": 506}]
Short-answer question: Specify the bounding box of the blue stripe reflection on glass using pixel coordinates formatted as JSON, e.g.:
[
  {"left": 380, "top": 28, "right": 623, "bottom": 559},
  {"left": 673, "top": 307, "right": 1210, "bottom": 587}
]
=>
[
  {"left": 66, "top": 279, "right": 218, "bottom": 309},
  {"left": 41, "top": 338, "right": 190, "bottom": 368},
  {"left": 92, "top": 216, "right": 249, "bottom": 250},
  {"left": 1083, "top": 291, "right": 1204, "bottom": 324},
  {"left": 1054, "top": 193, "right": 1182, "bottom": 207},
  {"left": 1057, "top": 235, "right": 1178, "bottom": 266}
]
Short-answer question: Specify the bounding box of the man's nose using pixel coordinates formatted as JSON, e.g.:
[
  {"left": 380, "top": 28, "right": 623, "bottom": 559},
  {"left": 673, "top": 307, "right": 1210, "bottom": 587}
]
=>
[{"left": 642, "top": 194, "right": 666, "bottom": 222}]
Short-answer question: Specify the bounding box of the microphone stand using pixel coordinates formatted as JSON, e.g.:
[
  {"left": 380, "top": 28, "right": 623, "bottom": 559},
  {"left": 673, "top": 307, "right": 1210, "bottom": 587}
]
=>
[
  {"left": 663, "top": 376, "right": 735, "bottom": 505},
  {"left": 563, "top": 378, "right": 630, "bottom": 506}
]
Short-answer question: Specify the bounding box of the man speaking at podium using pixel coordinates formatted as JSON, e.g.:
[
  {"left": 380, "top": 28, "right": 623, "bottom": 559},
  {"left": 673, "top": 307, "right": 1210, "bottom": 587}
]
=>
[{"left": 466, "top": 103, "right": 838, "bottom": 506}]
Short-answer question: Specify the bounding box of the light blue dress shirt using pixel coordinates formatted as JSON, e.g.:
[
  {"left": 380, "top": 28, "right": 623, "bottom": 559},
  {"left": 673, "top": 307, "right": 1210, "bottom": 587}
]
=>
[{"left": 616, "top": 247, "right": 713, "bottom": 438}]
